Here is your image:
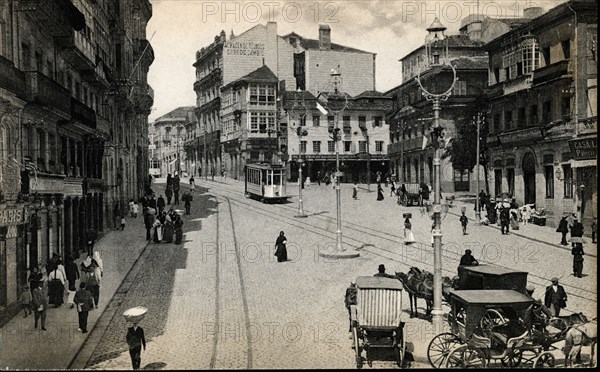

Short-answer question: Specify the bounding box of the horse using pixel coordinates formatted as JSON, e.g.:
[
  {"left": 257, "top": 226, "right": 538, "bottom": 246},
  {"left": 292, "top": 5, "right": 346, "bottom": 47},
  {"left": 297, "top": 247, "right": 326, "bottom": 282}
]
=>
[
  {"left": 564, "top": 320, "right": 597, "bottom": 367},
  {"left": 395, "top": 267, "right": 433, "bottom": 319}
]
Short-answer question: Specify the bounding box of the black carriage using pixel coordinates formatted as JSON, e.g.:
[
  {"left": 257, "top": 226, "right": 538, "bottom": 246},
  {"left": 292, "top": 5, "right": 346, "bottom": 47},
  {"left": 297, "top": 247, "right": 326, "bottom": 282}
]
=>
[{"left": 457, "top": 264, "right": 528, "bottom": 293}]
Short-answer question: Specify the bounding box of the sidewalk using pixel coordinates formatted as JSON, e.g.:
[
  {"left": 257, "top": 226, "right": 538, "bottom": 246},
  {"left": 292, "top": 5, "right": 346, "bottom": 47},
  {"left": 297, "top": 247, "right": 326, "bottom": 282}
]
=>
[{"left": 0, "top": 216, "right": 149, "bottom": 370}]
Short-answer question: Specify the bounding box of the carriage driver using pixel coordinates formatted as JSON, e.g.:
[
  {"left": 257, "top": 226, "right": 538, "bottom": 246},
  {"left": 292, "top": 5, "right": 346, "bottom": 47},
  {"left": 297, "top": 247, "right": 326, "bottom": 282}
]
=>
[{"left": 525, "top": 285, "right": 555, "bottom": 332}]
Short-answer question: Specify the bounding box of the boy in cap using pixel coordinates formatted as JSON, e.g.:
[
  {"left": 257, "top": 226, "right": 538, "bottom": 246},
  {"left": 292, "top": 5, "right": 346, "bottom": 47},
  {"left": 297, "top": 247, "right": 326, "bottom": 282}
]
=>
[
  {"left": 544, "top": 278, "right": 567, "bottom": 317},
  {"left": 459, "top": 211, "right": 469, "bottom": 235}
]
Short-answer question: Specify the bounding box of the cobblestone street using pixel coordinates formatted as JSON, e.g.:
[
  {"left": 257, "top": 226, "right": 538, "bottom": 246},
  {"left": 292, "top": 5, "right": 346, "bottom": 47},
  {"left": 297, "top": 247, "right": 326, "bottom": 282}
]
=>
[{"left": 79, "top": 178, "right": 597, "bottom": 369}]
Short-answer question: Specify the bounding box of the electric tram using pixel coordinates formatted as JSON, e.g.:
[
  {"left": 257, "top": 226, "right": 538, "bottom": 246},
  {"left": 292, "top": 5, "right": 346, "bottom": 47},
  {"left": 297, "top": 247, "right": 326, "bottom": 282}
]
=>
[{"left": 244, "top": 163, "right": 289, "bottom": 203}]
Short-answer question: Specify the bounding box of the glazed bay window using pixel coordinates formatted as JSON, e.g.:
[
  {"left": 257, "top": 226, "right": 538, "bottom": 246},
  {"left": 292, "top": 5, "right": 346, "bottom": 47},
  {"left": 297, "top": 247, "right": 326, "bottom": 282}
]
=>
[
  {"left": 521, "top": 37, "right": 540, "bottom": 74},
  {"left": 249, "top": 84, "right": 275, "bottom": 107},
  {"left": 545, "top": 165, "right": 554, "bottom": 198},
  {"left": 249, "top": 112, "right": 275, "bottom": 133}
]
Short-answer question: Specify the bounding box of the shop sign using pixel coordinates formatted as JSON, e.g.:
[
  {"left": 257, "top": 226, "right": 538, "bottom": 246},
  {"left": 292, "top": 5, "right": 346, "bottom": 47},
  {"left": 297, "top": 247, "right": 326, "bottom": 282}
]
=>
[
  {"left": 224, "top": 42, "right": 264, "bottom": 56},
  {"left": 569, "top": 138, "right": 597, "bottom": 160},
  {"left": 498, "top": 127, "right": 543, "bottom": 145},
  {"left": 0, "top": 208, "right": 26, "bottom": 226},
  {"left": 30, "top": 177, "right": 64, "bottom": 193}
]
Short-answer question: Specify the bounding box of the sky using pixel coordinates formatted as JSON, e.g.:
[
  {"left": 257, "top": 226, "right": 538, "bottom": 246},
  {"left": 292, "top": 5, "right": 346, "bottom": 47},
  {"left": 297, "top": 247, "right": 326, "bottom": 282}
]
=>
[{"left": 146, "top": 0, "right": 568, "bottom": 121}]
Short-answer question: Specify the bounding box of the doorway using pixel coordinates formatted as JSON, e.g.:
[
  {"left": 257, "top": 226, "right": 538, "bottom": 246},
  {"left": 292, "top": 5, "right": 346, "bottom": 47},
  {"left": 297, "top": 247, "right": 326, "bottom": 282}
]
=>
[{"left": 522, "top": 152, "right": 536, "bottom": 205}]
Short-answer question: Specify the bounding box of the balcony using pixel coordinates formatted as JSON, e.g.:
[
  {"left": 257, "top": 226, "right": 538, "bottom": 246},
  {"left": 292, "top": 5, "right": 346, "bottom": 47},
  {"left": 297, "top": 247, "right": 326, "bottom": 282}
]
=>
[
  {"left": 16, "top": 0, "right": 85, "bottom": 37},
  {"left": 134, "top": 39, "right": 155, "bottom": 68},
  {"left": 0, "top": 55, "right": 26, "bottom": 98},
  {"left": 25, "top": 71, "right": 71, "bottom": 115},
  {"left": 56, "top": 30, "right": 96, "bottom": 71},
  {"left": 533, "top": 60, "right": 570, "bottom": 85},
  {"left": 82, "top": 63, "right": 110, "bottom": 88},
  {"left": 71, "top": 97, "right": 97, "bottom": 129},
  {"left": 134, "top": 84, "right": 154, "bottom": 115}
]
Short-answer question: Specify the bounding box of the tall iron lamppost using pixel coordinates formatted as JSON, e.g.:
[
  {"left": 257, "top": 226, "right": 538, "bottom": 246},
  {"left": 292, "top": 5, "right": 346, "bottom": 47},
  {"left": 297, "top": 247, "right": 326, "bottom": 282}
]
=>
[
  {"left": 415, "top": 18, "right": 457, "bottom": 329},
  {"left": 317, "top": 70, "right": 359, "bottom": 258},
  {"left": 291, "top": 90, "right": 308, "bottom": 218},
  {"left": 474, "top": 112, "right": 485, "bottom": 225}
]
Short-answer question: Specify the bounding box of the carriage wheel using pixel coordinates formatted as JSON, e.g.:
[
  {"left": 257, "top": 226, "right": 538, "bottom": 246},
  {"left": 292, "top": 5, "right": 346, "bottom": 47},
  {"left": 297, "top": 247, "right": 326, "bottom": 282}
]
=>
[
  {"left": 479, "top": 309, "right": 508, "bottom": 336},
  {"left": 352, "top": 327, "right": 362, "bottom": 369},
  {"left": 500, "top": 349, "right": 523, "bottom": 367},
  {"left": 533, "top": 352, "right": 555, "bottom": 368},
  {"left": 444, "top": 345, "right": 486, "bottom": 369},
  {"left": 427, "top": 333, "right": 462, "bottom": 369},
  {"left": 396, "top": 329, "right": 406, "bottom": 368}
]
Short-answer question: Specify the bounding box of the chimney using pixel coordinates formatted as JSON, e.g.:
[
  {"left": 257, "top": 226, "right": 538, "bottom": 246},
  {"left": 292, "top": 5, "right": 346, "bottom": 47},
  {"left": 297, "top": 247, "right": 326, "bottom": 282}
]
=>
[
  {"left": 523, "top": 6, "right": 544, "bottom": 19},
  {"left": 319, "top": 24, "right": 331, "bottom": 50},
  {"left": 220, "top": 30, "right": 226, "bottom": 42}
]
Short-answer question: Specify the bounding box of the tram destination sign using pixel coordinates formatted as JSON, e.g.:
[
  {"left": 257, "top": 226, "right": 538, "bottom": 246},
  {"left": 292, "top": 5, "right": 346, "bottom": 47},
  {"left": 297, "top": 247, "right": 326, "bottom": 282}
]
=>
[{"left": 569, "top": 138, "right": 597, "bottom": 160}]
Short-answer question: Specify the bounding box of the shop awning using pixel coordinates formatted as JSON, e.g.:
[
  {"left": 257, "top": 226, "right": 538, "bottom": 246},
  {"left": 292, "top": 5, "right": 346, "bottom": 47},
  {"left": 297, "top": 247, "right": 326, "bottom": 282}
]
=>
[{"left": 571, "top": 159, "right": 597, "bottom": 168}]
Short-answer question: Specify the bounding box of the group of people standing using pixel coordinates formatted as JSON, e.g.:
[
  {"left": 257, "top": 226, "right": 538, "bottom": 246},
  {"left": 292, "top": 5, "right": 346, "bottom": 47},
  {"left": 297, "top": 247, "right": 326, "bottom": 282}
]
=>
[
  {"left": 23, "top": 252, "right": 103, "bottom": 333},
  {"left": 556, "top": 214, "right": 586, "bottom": 278}
]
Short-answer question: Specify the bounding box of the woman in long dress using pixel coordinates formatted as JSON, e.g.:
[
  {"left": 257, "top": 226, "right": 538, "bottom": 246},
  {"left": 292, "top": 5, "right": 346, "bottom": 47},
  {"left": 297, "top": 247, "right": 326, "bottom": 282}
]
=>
[
  {"left": 510, "top": 208, "right": 520, "bottom": 230},
  {"left": 47, "top": 266, "right": 65, "bottom": 307},
  {"left": 163, "top": 213, "right": 174, "bottom": 243},
  {"left": 274, "top": 231, "right": 288, "bottom": 262},
  {"left": 153, "top": 218, "right": 163, "bottom": 242},
  {"left": 377, "top": 183, "right": 385, "bottom": 201},
  {"left": 404, "top": 218, "right": 415, "bottom": 244}
]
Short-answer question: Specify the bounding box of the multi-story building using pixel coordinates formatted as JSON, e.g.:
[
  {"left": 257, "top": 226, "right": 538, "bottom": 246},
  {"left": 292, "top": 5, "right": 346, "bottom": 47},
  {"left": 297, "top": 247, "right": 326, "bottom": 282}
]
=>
[
  {"left": 485, "top": 0, "right": 597, "bottom": 228},
  {"left": 386, "top": 24, "right": 489, "bottom": 192},
  {"left": 0, "top": 0, "right": 153, "bottom": 326},
  {"left": 150, "top": 107, "right": 194, "bottom": 177},
  {"left": 283, "top": 90, "right": 392, "bottom": 183}
]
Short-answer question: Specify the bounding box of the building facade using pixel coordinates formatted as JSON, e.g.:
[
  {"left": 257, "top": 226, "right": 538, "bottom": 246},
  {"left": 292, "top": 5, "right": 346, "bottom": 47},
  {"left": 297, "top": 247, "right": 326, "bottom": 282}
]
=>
[
  {"left": 485, "top": 0, "right": 597, "bottom": 228},
  {"left": 150, "top": 107, "right": 194, "bottom": 177},
  {"left": 387, "top": 31, "right": 489, "bottom": 193},
  {"left": 0, "top": 0, "right": 153, "bottom": 326},
  {"left": 283, "top": 90, "right": 392, "bottom": 183}
]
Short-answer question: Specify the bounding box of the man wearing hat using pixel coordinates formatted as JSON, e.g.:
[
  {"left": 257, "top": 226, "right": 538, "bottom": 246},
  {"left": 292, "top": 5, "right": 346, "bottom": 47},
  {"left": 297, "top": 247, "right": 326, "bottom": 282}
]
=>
[
  {"left": 459, "top": 250, "right": 479, "bottom": 267},
  {"left": 499, "top": 199, "right": 511, "bottom": 235},
  {"left": 374, "top": 264, "right": 395, "bottom": 279},
  {"left": 544, "top": 278, "right": 567, "bottom": 317},
  {"left": 556, "top": 214, "right": 570, "bottom": 246},
  {"left": 525, "top": 285, "right": 553, "bottom": 332}
]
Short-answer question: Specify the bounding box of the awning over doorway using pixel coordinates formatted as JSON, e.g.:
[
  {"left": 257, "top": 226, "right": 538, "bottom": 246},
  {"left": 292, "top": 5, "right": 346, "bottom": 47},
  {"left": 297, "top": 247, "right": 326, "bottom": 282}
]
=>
[{"left": 570, "top": 159, "right": 597, "bottom": 168}]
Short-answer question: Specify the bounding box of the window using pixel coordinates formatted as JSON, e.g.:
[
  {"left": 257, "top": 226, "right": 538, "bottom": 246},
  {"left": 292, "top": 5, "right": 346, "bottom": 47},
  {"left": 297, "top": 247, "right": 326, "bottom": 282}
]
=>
[
  {"left": 522, "top": 38, "right": 540, "bottom": 73},
  {"left": 542, "top": 100, "right": 552, "bottom": 123},
  {"left": 494, "top": 169, "right": 503, "bottom": 196},
  {"left": 373, "top": 116, "right": 383, "bottom": 127},
  {"left": 452, "top": 80, "right": 467, "bottom": 95},
  {"left": 248, "top": 83, "right": 276, "bottom": 106},
  {"left": 249, "top": 112, "right": 276, "bottom": 133},
  {"left": 344, "top": 141, "right": 352, "bottom": 152},
  {"left": 343, "top": 116, "right": 351, "bottom": 126},
  {"left": 312, "top": 115, "right": 320, "bottom": 127},
  {"left": 250, "top": 113, "right": 258, "bottom": 133},
  {"left": 561, "top": 39, "right": 571, "bottom": 60},
  {"left": 505, "top": 110, "right": 513, "bottom": 130},
  {"left": 545, "top": 165, "right": 554, "bottom": 198},
  {"left": 529, "top": 105, "right": 538, "bottom": 126},
  {"left": 563, "top": 165, "right": 573, "bottom": 198},
  {"left": 493, "top": 113, "right": 501, "bottom": 132},
  {"left": 493, "top": 68, "right": 500, "bottom": 84},
  {"left": 37, "top": 129, "right": 45, "bottom": 169},
  {"left": 358, "top": 116, "right": 366, "bottom": 129},
  {"left": 507, "top": 168, "right": 515, "bottom": 196},
  {"left": 300, "top": 141, "right": 307, "bottom": 154},
  {"left": 327, "top": 116, "right": 335, "bottom": 129},
  {"left": 375, "top": 141, "right": 383, "bottom": 152},
  {"left": 48, "top": 134, "right": 56, "bottom": 169},
  {"left": 561, "top": 96, "right": 571, "bottom": 119},
  {"left": 328, "top": 140, "right": 335, "bottom": 153},
  {"left": 312, "top": 141, "right": 321, "bottom": 153},
  {"left": 517, "top": 108, "right": 526, "bottom": 127},
  {"left": 542, "top": 47, "right": 551, "bottom": 66},
  {"left": 516, "top": 62, "right": 523, "bottom": 76},
  {"left": 300, "top": 115, "right": 306, "bottom": 127},
  {"left": 359, "top": 141, "right": 367, "bottom": 153}
]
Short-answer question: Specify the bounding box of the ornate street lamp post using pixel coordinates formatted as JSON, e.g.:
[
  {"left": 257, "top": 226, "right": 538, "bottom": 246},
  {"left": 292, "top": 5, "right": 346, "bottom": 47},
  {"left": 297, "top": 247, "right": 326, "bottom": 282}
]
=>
[
  {"left": 473, "top": 112, "right": 485, "bottom": 225},
  {"left": 317, "top": 70, "right": 359, "bottom": 258},
  {"left": 291, "top": 90, "right": 308, "bottom": 218},
  {"left": 415, "top": 18, "right": 457, "bottom": 329}
]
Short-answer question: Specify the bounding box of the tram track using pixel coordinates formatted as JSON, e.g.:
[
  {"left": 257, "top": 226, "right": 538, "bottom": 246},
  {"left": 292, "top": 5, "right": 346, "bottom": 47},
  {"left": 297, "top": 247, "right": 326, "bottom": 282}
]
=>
[
  {"left": 209, "top": 195, "right": 254, "bottom": 369},
  {"left": 199, "top": 183, "right": 597, "bottom": 308}
]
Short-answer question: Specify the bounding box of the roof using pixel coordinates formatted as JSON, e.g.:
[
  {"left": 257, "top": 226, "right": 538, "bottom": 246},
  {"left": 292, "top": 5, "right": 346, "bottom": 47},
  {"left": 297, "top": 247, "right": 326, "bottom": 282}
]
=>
[
  {"left": 239, "top": 65, "right": 278, "bottom": 82},
  {"left": 355, "top": 90, "right": 388, "bottom": 99},
  {"left": 245, "top": 163, "right": 286, "bottom": 170},
  {"left": 355, "top": 276, "right": 403, "bottom": 290},
  {"left": 282, "top": 32, "right": 373, "bottom": 54},
  {"left": 460, "top": 264, "right": 528, "bottom": 276},
  {"left": 449, "top": 289, "right": 534, "bottom": 305},
  {"left": 155, "top": 106, "right": 195, "bottom": 122},
  {"left": 452, "top": 57, "right": 488, "bottom": 69}
]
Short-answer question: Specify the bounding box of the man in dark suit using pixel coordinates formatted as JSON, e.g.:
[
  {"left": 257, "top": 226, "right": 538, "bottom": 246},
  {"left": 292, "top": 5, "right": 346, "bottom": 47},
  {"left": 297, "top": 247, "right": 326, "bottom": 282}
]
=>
[
  {"left": 374, "top": 264, "right": 396, "bottom": 279},
  {"left": 544, "top": 277, "right": 567, "bottom": 316}
]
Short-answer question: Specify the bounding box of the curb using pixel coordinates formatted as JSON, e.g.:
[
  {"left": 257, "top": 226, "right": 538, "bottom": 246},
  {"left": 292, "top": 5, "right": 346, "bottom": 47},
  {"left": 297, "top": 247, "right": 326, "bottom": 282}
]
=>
[{"left": 66, "top": 238, "right": 152, "bottom": 370}]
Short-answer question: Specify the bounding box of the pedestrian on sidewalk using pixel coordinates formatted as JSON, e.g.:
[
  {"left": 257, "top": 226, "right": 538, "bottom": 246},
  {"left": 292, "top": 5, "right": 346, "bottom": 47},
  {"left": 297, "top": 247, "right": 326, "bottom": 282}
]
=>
[
  {"left": 163, "top": 211, "right": 174, "bottom": 243},
  {"left": 73, "top": 282, "right": 94, "bottom": 333},
  {"left": 173, "top": 173, "right": 181, "bottom": 204},
  {"left": 20, "top": 284, "right": 32, "bottom": 318},
  {"left": 544, "top": 278, "right": 567, "bottom": 317},
  {"left": 377, "top": 183, "right": 385, "bottom": 201},
  {"left": 126, "top": 324, "right": 146, "bottom": 370},
  {"left": 132, "top": 201, "right": 139, "bottom": 218},
  {"left": 403, "top": 218, "right": 415, "bottom": 245},
  {"left": 487, "top": 198, "right": 497, "bottom": 224},
  {"left": 153, "top": 217, "right": 163, "bottom": 243},
  {"left": 144, "top": 210, "right": 155, "bottom": 241},
  {"left": 65, "top": 255, "right": 79, "bottom": 308},
  {"left": 47, "top": 266, "right": 65, "bottom": 307},
  {"left": 129, "top": 199, "right": 135, "bottom": 218},
  {"left": 32, "top": 280, "right": 47, "bottom": 330},
  {"left": 571, "top": 243, "right": 584, "bottom": 278},
  {"left": 121, "top": 216, "right": 126, "bottom": 231},
  {"left": 556, "top": 215, "right": 569, "bottom": 245},
  {"left": 274, "top": 231, "right": 288, "bottom": 262},
  {"left": 499, "top": 199, "right": 510, "bottom": 235},
  {"left": 86, "top": 263, "right": 101, "bottom": 309},
  {"left": 86, "top": 229, "right": 98, "bottom": 256},
  {"left": 184, "top": 192, "right": 193, "bottom": 215},
  {"left": 459, "top": 211, "right": 469, "bottom": 235},
  {"left": 521, "top": 205, "right": 531, "bottom": 225},
  {"left": 165, "top": 184, "right": 173, "bottom": 205},
  {"left": 570, "top": 217, "right": 584, "bottom": 247},
  {"left": 352, "top": 183, "right": 358, "bottom": 200},
  {"left": 149, "top": 194, "right": 157, "bottom": 210},
  {"left": 390, "top": 180, "right": 396, "bottom": 197},
  {"left": 174, "top": 215, "right": 184, "bottom": 244},
  {"left": 113, "top": 203, "right": 121, "bottom": 230},
  {"left": 157, "top": 194, "right": 165, "bottom": 215},
  {"left": 189, "top": 176, "right": 195, "bottom": 192}
]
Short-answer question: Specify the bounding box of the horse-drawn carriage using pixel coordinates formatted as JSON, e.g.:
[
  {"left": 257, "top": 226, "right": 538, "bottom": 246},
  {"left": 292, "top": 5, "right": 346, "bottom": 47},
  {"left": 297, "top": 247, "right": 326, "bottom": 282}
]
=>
[
  {"left": 456, "top": 264, "right": 528, "bottom": 292},
  {"left": 397, "top": 183, "right": 421, "bottom": 206},
  {"left": 347, "top": 276, "right": 412, "bottom": 368},
  {"left": 428, "top": 289, "right": 557, "bottom": 368}
]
